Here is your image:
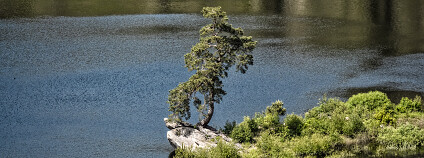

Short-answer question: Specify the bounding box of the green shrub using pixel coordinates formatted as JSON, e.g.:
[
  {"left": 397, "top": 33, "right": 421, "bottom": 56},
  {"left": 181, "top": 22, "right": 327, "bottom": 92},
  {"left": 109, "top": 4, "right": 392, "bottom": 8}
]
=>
[
  {"left": 239, "top": 148, "right": 265, "bottom": 158},
  {"left": 306, "top": 97, "right": 345, "bottom": 119},
  {"left": 254, "top": 100, "right": 286, "bottom": 133},
  {"left": 254, "top": 111, "right": 282, "bottom": 133},
  {"left": 173, "top": 140, "right": 240, "bottom": 158},
  {"left": 284, "top": 114, "right": 304, "bottom": 137},
  {"left": 231, "top": 116, "right": 258, "bottom": 143},
  {"left": 265, "top": 100, "right": 286, "bottom": 116},
  {"left": 328, "top": 113, "right": 346, "bottom": 135},
  {"left": 254, "top": 112, "right": 280, "bottom": 133},
  {"left": 221, "top": 120, "right": 236, "bottom": 135},
  {"left": 396, "top": 96, "right": 422, "bottom": 113},
  {"left": 342, "top": 115, "right": 366, "bottom": 137},
  {"left": 326, "top": 115, "right": 363, "bottom": 137},
  {"left": 174, "top": 146, "right": 198, "bottom": 158},
  {"left": 377, "top": 123, "right": 424, "bottom": 150},
  {"left": 347, "top": 91, "right": 392, "bottom": 110},
  {"left": 304, "top": 97, "right": 366, "bottom": 137},
  {"left": 256, "top": 132, "right": 292, "bottom": 157},
  {"left": 351, "top": 102, "right": 373, "bottom": 120},
  {"left": 302, "top": 117, "right": 331, "bottom": 136},
  {"left": 374, "top": 104, "right": 397, "bottom": 126},
  {"left": 395, "top": 104, "right": 407, "bottom": 113},
  {"left": 363, "top": 119, "right": 383, "bottom": 137},
  {"left": 210, "top": 140, "right": 241, "bottom": 158},
  {"left": 291, "top": 133, "right": 341, "bottom": 157}
]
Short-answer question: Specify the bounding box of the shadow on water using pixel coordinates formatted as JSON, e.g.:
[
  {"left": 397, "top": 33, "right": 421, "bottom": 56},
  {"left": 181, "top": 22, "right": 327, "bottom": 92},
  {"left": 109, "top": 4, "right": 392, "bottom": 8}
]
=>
[
  {"left": 330, "top": 86, "right": 424, "bottom": 104},
  {"left": 169, "top": 150, "right": 175, "bottom": 158}
]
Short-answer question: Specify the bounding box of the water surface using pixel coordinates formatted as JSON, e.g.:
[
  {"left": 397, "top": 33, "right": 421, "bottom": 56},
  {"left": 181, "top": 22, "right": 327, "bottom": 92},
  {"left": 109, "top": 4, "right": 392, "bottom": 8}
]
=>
[{"left": 1, "top": 0, "right": 423, "bottom": 157}]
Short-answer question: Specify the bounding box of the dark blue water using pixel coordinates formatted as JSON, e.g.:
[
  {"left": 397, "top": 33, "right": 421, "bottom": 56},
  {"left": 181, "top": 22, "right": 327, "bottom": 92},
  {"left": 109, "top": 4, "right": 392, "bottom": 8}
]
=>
[{"left": 1, "top": 1, "right": 424, "bottom": 157}]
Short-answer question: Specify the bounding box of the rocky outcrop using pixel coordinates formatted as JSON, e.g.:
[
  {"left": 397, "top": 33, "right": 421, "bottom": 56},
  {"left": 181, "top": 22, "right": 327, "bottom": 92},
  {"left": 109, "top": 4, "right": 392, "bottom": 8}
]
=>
[{"left": 164, "top": 118, "right": 237, "bottom": 150}]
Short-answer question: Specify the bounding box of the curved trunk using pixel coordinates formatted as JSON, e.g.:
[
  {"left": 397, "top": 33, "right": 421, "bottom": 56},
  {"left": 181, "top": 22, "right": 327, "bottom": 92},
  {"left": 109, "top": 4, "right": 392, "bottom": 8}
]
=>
[
  {"left": 199, "top": 92, "right": 214, "bottom": 126},
  {"left": 199, "top": 102, "right": 214, "bottom": 126}
]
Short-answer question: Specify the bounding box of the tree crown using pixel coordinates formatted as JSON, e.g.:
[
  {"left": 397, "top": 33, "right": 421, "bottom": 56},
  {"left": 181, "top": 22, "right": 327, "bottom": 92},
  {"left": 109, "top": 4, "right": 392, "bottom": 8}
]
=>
[{"left": 168, "top": 6, "right": 256, "bottom": 126}]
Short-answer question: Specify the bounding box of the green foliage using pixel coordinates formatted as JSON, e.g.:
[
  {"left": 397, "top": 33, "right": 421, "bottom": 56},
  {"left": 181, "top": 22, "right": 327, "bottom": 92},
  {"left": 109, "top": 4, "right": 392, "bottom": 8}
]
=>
[
  {"left": 302, "top": 117, "right": 331, "bottom": 136},
  {"left": 221, "top": 120, "right": 236, "bottom": 135},
  {"left": 231, "top": 116, "right": 258, "bottom": 143},
  {"left": 239, "top": 149, "right": 265, "bottom": 158},
  {"left": 397, "top": 112, "right": 424, "bottom": 129},
  {"left": 291, "top": 133, "right": 341, "bottom": 157},
  {"left": 173, "top": 140, "right": 240, "bottom": 158},
  {"left": 229, "top": 100, "right": 286, "bottom": 143},
  {"left": 284, "top": 114, "right": 304, "bottom": 137},
  {"left": 168, "top": 6, "right": 256, "bottom": 126},
  {"left": 256, "top": 132, "right": 293, "bottom": 158},
  {"left": 374, "top": 104, "right": 397, "bottom": 126},
  {"left": 347, "top": 91, "right": 392, "bottom": 110},
  {"left": 176, "top": 91, "right": 424, "bottom": 157},
  {"left": 377, "top": 123, "right": 424, "bottom": 150},
  {"left": 210, "top": 140, "right": 241, "bottom": 158},
  {"left": 303, "top": 98, "right": 350, "bottom": 136},
  {"left": 254, "top": 112, "right": 280, "bottom": 133},
  {"left": 174, "top": 145, "right": 199, "bottom": 158},
  {"left": 254, "top": 100, "right": 286, "bottom": 133},
  {"left": 342, "top": 115, "right": 366, "bottom": 137},
  {"left": 266, "top": 100, "right": 286, "bottom": 116},
  {"left": 396, "top": 96, "right": 423, "bottom": 113},
  {"left": 363, "top": 118, "right": 384, "bottom": 137},
  {"left": 321, "top": 112, "right": 365, "bottom": 137},
  {"left": 306, "top": 97, "right": 345, "bottom": 119},
  {"left": 329, "top": 113, "right": 346, "bottom": 135}
]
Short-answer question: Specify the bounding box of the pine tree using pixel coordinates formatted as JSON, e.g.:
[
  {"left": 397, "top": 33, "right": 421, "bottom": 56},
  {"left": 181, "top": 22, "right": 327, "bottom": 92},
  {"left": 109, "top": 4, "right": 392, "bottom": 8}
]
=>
[{"left": 168, "top": 6, "right": 256, "bottom": 126}]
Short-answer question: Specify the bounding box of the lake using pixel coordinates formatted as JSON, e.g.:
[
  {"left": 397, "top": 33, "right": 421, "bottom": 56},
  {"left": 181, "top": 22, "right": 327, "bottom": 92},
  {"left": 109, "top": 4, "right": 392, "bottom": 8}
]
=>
[{"left": 1, "top": 0, "right": 423, "bottom": 157}]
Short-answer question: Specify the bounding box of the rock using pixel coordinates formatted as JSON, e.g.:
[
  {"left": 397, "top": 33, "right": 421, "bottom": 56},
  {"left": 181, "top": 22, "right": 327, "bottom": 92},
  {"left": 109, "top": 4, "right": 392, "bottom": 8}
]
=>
[
  {"left": 164, "top": 118, "right": 192, "bottom": 130},
  {"left": 164, "top": 118, "right": 239, "bottom": 150}
]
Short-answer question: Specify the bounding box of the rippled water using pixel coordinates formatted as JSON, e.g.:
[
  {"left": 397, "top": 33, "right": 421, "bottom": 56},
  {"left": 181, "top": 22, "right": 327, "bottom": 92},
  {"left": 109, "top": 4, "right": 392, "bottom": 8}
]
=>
[{"left": 1, "top": 0, "right": 424, "bottom": 157}]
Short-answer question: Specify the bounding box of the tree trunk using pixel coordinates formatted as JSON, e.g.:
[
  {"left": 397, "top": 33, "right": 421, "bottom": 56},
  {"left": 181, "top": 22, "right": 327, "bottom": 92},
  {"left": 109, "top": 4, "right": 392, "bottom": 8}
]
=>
[{"left": 199, "top": 92, "right": 214, "bottom": 126}]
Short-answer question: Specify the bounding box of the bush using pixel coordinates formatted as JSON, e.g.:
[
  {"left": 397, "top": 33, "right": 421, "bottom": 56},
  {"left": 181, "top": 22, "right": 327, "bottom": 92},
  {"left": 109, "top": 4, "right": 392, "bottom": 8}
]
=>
[
  {"left": 265, "top": 100, "right": 286, "bottom": 116},
  {"left": 306, "top": 97, "right": 345, "bottom": 119},
  {"left": 347, "top": 91, "right": 392, "bottom": 110},
  {"left": 174, "top": 146, "right": 198, "bottom": 158},
  {"left": 328, "top": 113, "right": 346, "bottom": 135},
  {"left": 254, "top": 100, "right": 286, "bottom": 133},
  {"left": 284, "top": 114, "right": 304, "bottom": 137},
  {"left": 221, "top": 120, "right": 236, "bottom": 135},
  {"left": 374, "top": 104, "right": 397, "bottom": 126},
  {"left": 302, "top": 117, "right": 332, "bottom": 136},
  {"left": 291, "top": 133, "right": 341, "bottom": 157},
  {"left": 304, "top": 97, "right": 366, "bottom": 137},
  {"left": 254, "top": 112, "right": 281, "bottom": 133},
  {"left": 377, "top": 123, "right": 424, "bottom": 150},
  {"left": 342, "top": 115, "right": 366, "bottom": 137},
  {"left": 256, "top": 132, "right": 293, "bottom": 157},
  {"left": 363, "top": 119, "right": 383, "bottom": 137},
  {"left": 396, "top": 96, "right": 422, "bottom": 113},
  {"left": 209, "top": 140, "right": 240, "bottom": 158},
  {"left": 231, "top": 116, "right": 258, "bottom": 143},
  {"left": 173, "top": 140, "right": 240, "bottom": 158}
]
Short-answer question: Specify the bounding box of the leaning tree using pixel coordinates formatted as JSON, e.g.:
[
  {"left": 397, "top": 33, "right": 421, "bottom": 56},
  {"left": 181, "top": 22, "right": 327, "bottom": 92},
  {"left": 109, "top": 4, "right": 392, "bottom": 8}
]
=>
[{"left": 167, "top": 7, "right": 257, "bottom": 127}]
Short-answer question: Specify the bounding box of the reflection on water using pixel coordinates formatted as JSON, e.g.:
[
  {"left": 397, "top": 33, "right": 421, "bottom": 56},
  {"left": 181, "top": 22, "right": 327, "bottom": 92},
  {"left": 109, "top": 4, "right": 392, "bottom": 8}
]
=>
[
  {"left": 1, "top": 0, "right": 423, "bottom": 157},
  {"left": 2, "top": 0, "right": 423, "bottom": 55}
]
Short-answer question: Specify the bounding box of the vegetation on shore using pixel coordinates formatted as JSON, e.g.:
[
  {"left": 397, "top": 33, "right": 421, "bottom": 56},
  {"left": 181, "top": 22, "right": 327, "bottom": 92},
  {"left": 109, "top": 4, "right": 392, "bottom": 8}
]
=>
[{"left": 174, "top": 91, "right": 424, "bottom": 158}]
